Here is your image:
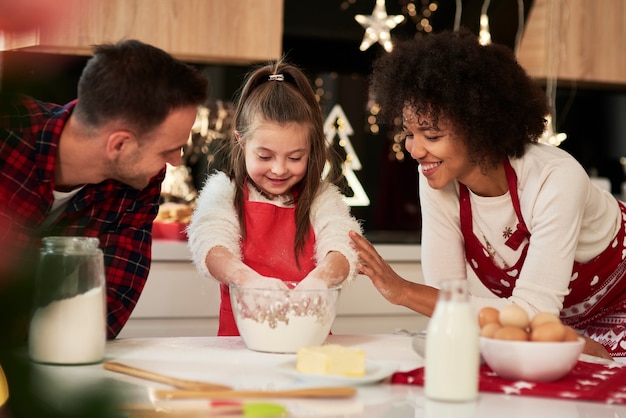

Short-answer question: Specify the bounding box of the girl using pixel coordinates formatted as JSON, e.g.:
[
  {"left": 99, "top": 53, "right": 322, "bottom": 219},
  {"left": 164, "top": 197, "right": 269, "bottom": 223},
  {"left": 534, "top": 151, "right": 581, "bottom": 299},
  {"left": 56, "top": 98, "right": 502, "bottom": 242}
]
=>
[{"left": 188, "top": 60, "right": 361, "bottom": 336}]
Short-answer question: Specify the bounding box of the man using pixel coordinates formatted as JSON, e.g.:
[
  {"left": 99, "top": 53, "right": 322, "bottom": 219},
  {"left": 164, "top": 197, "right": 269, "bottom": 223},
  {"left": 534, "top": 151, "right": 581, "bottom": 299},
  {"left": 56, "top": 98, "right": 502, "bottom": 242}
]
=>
[{"left": 0, "top": 39, "right": 209, "bottom": 340}]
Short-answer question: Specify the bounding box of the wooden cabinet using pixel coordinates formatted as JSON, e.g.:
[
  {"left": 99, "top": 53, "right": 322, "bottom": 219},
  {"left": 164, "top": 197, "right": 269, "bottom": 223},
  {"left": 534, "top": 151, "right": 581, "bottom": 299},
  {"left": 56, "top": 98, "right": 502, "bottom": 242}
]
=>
[
  {"left": 8, "top": 0, "right": 283, "bottom": 64},
  {"left": 517, "top": 0, "right": 626, "bottom": 87},
  {"left": 118, "top": 241, "right": 428, "bottom": 338}
]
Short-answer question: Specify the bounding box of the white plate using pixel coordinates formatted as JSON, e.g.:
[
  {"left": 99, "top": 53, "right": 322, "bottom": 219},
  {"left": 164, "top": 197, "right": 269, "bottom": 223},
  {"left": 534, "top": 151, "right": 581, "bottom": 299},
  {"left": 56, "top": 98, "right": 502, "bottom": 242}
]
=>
[{"left": 278, "top": 360, "right": 398, "bottom": 385}]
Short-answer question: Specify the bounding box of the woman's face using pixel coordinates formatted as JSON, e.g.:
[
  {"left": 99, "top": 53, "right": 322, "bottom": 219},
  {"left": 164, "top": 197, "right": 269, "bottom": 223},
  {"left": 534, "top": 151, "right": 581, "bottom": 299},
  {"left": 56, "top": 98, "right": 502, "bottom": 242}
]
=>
[
  {"left": 402, "top": 107, "right": 481, "bottom": 190},
  {"left": 243, "top": 120, "right": 310, "bottom": 198}
]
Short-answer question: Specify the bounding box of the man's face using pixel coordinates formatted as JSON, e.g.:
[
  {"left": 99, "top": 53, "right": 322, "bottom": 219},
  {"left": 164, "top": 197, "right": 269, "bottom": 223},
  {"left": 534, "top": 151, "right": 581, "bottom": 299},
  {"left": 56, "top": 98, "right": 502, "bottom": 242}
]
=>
[{"left": 113, "top": 106, "right": 197, "bottom": 190}]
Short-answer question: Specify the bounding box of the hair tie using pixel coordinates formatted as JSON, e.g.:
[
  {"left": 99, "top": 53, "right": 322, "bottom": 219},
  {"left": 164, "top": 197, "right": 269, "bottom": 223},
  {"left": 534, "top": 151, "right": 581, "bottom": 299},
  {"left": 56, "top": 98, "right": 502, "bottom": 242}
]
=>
[{"left": 268, "top": 74, "right": 284, "bottom": 81}]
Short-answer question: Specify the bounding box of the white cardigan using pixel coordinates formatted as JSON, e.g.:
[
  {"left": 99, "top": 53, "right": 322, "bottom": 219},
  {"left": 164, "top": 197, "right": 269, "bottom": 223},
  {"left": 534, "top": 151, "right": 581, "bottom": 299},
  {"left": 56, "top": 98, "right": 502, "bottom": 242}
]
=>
[{"left": 187, "top": 171, "right": 362, "bottom": 282}]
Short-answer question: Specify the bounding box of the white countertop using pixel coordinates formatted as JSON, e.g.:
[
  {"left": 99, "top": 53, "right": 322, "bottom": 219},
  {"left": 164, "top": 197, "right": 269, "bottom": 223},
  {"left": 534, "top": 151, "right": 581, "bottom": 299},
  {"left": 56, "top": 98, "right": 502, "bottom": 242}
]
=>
[
  {"left": 152, "top": 239, "right": 421, "bottom": 262},
  {"left": 32, "top": 334, "right": 626, "bottom": 418}
]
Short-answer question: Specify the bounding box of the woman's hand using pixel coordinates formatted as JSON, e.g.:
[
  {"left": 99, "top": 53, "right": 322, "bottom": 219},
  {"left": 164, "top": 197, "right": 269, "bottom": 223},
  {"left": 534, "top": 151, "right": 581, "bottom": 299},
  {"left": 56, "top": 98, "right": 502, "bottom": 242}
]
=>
[
  {"left": 349, "top": 230, "right": 439, "bottom": 316},
  {"left": 582, "top": 335, "right": 614, "bottom": 361},
  {"left": 349, "top": 230, "right": 410, "bottom": 306}
]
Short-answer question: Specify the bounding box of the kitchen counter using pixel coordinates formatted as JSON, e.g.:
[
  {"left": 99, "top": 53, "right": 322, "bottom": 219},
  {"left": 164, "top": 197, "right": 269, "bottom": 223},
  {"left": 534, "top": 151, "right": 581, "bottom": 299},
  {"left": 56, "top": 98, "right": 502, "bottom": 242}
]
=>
[{"left": 31, "top": 334, "right": 626, "bottom": 418}]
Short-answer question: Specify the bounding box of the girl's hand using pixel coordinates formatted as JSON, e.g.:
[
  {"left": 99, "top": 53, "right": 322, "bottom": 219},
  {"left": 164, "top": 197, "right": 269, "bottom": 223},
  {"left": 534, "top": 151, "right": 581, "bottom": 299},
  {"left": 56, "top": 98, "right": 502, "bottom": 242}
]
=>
[
  {"left": 241, "top": 274, "right": 289, "bottom": 290},
  {"left": 294, "top": 275, "right": 328, "bottom": 290}
]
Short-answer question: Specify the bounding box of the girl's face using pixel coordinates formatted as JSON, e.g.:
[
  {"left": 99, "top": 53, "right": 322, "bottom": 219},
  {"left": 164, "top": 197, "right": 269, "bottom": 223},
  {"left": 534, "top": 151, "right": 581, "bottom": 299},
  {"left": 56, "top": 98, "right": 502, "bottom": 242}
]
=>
[
  {"left": 402, "top": 107, "right": 481, "bottom": 191},
  {"left": 243, "top": 120, "right": 310, "bottom": 198}
]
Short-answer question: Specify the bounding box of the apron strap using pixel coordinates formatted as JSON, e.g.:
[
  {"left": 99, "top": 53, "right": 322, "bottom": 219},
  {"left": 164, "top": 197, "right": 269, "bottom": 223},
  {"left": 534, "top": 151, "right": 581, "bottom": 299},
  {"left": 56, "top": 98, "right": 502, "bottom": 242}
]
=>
[{"left": 502, "top": 158, "right": 530, "bottom": 250}]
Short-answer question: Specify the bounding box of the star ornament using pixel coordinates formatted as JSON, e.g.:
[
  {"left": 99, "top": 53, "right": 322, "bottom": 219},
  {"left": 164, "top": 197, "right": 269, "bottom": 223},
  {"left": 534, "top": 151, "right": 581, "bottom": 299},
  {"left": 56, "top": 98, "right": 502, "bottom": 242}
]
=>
[{"left": 354, "top": 0, "right": 405, "bottom": 52}]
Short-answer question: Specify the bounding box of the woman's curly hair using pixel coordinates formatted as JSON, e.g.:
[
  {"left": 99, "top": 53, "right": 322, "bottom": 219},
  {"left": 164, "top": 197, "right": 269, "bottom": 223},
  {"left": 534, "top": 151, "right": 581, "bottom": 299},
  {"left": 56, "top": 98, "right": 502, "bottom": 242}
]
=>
[{"left": 370, "top": 28, "right": 549, "bottom": 171}]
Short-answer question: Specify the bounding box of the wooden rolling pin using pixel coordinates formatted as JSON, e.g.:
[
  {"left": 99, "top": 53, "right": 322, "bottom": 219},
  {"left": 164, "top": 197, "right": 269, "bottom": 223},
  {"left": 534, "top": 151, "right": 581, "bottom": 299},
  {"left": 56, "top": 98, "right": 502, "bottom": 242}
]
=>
[
  {"left": 103, "top": 361, "right": 232, "bottom": 391},
  {"left": 154, "top": 386, "right": 358, "bottom": 399}
]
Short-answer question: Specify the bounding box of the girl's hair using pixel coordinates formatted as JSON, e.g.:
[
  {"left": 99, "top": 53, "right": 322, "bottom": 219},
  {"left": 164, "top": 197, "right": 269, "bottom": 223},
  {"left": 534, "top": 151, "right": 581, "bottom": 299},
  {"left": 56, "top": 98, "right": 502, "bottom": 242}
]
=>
[
  {"left": 370, "top": 28, "right": 549, "bottom": 171},
  {"left": 227, "top": 58, "right": 333, "bottom": 263}
]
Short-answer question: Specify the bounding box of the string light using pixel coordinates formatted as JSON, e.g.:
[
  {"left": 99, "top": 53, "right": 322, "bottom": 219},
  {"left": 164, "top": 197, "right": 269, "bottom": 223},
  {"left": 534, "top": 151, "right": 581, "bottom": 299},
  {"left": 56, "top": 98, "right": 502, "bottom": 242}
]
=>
[
  {"left": 540, "top": 115, "right": 567, "bottom": 146},
  {"left": 354, "top": 0, "right": 405, "bottom": 52},
  {"left": 399, "top": 1, "right": 438, "bottom": 35},
  {"left": 454, "top": 0, "right": 462, "bottom": 31},
  {"left": 538, "top": 0, "right": 567, "bottom": 146},
  {"left": 514, "top": 0, "right": 525, "bottom": 55},
  {"left": 323, "top": 104, "right": 370, "bottom": 206},
  {"left": 348, "top": 1, "right": 440, "bottom": 43},
  {"left": 478, "top": 0, "right": 492, "bottom": 45}
]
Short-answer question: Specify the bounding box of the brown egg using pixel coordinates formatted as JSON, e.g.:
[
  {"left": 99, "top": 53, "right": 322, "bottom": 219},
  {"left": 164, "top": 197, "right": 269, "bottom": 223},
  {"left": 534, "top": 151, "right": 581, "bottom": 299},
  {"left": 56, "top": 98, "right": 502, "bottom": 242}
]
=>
[
  {"left": 493, "top": 326, "right": 529, "bottom": 341},
  {"left": 530, "top": 312, "right": 561, "bottom": 330},
  {"left": 530, "top": 321, "right": 566, "bottom": 342},
  {"left": 478, "top": 307, "right": 500, "bottom": 328},
  {"left": 563, "top": 326, "right": 580, "bottom": 342},
  {"left": 480, "top": 322, "right": 501, "bottom": 338},
  {"left": 499, "top": 304, "right": 530, "bottom": 329}
]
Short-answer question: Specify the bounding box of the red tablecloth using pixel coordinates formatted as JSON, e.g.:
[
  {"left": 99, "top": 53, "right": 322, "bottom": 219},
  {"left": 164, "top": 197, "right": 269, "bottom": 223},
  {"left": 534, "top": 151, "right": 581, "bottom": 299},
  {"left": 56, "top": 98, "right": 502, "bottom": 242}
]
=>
[{"left": 391, "top": 361, "right": 626, "bottom": 404}]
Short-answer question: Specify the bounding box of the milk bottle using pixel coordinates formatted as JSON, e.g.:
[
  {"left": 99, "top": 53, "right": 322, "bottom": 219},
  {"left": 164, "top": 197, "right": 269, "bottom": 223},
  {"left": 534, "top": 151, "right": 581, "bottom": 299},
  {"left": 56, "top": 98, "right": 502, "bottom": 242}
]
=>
[{"left": 424, "top": 279, "right": 479, "bottom": 401}]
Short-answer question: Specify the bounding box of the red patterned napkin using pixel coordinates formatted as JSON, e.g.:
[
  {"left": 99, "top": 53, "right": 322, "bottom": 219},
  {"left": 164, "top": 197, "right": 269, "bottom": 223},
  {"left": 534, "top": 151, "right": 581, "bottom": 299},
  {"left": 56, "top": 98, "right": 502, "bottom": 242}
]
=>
[{"left": 391, "top": 361, "right": 626, "bottom": 404}]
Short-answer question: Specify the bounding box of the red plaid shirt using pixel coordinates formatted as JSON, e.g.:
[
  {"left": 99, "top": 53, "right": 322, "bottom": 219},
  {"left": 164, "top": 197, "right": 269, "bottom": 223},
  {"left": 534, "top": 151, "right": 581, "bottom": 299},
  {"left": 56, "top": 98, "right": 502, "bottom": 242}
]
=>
[{"left": 0, "top": 96, "right": 163, "bottom": 339}]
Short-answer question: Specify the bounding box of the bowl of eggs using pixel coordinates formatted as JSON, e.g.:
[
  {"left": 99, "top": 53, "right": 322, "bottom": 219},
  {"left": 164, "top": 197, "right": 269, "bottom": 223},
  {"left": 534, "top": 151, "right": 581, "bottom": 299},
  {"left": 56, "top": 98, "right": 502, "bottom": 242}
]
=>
[{"left": 478, "top": 305, "right": 584, "bottom": 382}]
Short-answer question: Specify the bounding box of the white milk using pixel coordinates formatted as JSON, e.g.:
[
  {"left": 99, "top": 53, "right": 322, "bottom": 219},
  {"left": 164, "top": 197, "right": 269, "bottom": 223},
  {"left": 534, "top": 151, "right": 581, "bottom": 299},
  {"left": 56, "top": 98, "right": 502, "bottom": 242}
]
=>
[
  {"left": 29, "top": 287, "right": 106, "bottom": 364},
  {"left": 425, "top": 280, "right": 479, "bottom": 402}
]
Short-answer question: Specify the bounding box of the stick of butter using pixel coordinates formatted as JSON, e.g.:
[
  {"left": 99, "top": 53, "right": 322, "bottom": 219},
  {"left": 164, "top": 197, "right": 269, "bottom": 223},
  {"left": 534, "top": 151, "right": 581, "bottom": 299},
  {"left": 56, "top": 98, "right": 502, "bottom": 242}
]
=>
[{"left": 296, "top": 344, "right": 366, "bottom": 377}]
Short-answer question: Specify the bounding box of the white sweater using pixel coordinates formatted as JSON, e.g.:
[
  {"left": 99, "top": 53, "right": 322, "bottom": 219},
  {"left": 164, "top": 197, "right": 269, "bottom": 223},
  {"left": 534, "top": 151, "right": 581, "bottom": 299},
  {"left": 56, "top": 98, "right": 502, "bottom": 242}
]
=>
[
  {"left": 187, "top": 171, "right": 362, "bottom": 282},
  {"left": 420, "top": 142, "right": 622, "bottom": 316}
]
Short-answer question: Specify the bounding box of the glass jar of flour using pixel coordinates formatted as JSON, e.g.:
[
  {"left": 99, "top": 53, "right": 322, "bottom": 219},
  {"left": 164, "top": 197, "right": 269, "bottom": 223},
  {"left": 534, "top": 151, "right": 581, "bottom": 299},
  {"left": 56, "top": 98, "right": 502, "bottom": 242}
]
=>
[{"left": 28, "top": 237, "right": 106, "bottom": 365}]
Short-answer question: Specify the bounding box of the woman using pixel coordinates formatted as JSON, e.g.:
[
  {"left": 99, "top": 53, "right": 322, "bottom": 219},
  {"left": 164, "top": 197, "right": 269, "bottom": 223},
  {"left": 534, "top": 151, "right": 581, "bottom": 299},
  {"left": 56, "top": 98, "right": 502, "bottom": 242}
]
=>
[{"left": 350, "top": 29, "right": 624, "bottom": 361}]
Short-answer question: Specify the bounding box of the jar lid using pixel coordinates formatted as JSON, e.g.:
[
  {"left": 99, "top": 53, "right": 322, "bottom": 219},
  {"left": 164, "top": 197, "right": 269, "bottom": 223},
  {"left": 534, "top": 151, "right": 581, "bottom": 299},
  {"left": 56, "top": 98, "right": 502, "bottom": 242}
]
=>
[{"left": 41, "top": 236, "right": 100, "bottom": 253}]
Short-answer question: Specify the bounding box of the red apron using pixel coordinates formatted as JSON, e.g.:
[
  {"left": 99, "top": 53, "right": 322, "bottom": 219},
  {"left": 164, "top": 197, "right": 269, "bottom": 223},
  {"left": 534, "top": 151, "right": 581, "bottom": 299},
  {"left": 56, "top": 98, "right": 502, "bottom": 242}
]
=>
[
  {"left": 461, "top": 158, "right": 626, "bottom": 356},
  {"left": 217, "top": 186, "right": 316, "bottom": 336}
]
